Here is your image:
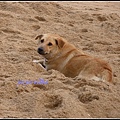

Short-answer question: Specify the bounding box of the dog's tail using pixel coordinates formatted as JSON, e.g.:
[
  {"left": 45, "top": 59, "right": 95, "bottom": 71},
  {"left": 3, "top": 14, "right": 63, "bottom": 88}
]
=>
[{"left": 104, "top": 65, "right": 113, "bottom": 83}]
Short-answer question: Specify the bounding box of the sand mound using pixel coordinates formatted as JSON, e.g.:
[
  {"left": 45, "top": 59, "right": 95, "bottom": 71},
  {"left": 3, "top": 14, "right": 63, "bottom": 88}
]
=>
[{"left": 0, "top": 2, "right": 120, "bottom": 118}]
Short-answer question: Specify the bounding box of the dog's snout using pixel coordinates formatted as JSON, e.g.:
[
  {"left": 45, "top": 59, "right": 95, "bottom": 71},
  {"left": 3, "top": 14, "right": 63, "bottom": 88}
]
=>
[{"left": 37, "top": 47, "right": 44, "bottom": 55}]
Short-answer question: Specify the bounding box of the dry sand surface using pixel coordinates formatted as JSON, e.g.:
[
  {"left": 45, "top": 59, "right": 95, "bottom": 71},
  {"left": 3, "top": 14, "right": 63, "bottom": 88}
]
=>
[{"left": 0, "top": 1, "right": 120, "bottom": 118}]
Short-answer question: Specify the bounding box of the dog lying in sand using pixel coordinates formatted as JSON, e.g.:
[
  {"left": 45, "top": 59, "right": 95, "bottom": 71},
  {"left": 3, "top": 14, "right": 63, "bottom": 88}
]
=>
[{"left": 34, "top": 33, "right": 113, "bottom": 83}]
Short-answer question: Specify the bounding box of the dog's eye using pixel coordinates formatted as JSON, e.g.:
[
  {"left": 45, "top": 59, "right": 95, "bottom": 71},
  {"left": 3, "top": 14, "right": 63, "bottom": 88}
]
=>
[
  {"left": 48, "top": 42, "right": 53, "bottom": 46},
  {"left": 41, "top": 39, "right": 44, "bottom": 43}
]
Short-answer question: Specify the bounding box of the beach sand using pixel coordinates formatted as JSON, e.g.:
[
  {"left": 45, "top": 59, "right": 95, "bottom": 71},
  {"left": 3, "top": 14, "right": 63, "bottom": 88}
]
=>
[{"left": 0, "top": 1, "right": 120, "bottom": 118}]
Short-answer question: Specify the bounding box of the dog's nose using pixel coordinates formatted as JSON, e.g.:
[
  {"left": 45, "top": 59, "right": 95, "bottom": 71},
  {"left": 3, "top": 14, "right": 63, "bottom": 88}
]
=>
[
  {"left": 38, "top": 47, "right": 43, "bottom": 52},
  {"left": 37, "top": 47, "right": 44, "bottom": 55}
]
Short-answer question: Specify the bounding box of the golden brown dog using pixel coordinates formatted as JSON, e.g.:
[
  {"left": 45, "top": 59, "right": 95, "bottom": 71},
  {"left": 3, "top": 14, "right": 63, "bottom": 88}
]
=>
[{"left": 34, "top": 33, "right": 113, "bottom": 83}]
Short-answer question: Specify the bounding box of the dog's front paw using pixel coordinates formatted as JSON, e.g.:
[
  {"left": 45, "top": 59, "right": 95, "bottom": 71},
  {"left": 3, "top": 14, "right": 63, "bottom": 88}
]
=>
[{"left": 32, "top": 60, "right": 42, "bottom": 63}]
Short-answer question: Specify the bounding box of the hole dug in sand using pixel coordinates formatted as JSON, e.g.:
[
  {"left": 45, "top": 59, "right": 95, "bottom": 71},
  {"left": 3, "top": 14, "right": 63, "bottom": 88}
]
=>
[
  {"left": 78, "top": 91, "right": 99, "bottom": 103},
  {"left": 44, "top": 93, "right": 63, "bottom": 109}
]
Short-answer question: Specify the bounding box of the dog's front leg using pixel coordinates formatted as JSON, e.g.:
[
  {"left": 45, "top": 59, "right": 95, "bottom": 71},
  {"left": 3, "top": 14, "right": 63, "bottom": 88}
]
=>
[{"left": 33, "top": 59, "right": 46, "bottom": 71}]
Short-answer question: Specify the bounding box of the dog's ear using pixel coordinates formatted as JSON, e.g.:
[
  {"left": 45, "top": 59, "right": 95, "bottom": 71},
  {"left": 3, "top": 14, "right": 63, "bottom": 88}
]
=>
[
  {"left": 55, "top": 38, "right": 65, "bottom": 48},
  {"left": 35, "top": 35, "right": 43, "bottom": 40}
]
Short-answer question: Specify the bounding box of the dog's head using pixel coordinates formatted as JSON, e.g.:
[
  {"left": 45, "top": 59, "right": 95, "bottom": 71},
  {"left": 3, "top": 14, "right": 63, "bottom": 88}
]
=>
[{"left": 35, "top": 33, "right": 66, "bottom": 59}]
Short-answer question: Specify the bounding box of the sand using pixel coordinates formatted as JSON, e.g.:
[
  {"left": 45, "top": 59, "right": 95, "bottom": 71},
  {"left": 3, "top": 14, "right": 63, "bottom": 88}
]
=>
[{"left": 0, "top": 1, "right": 120, "bottom": 118}]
